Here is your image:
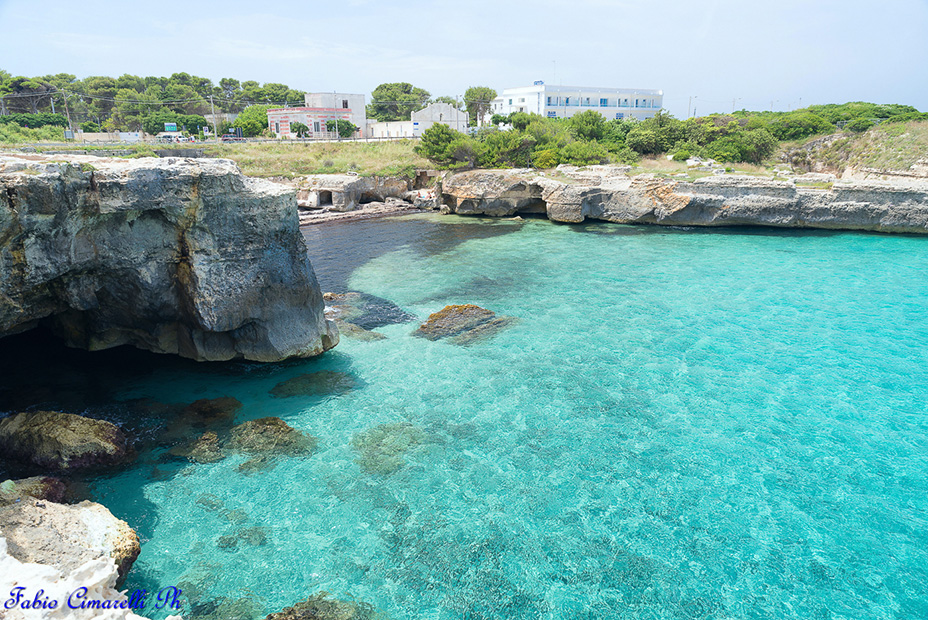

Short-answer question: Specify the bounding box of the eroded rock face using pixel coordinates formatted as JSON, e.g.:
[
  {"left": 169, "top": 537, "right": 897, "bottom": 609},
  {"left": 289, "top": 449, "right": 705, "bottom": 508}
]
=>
[
  {"left": 0, "top": 498, "right": 140, "bottom": 585},
  {"left": 440, "top": 168, "right": 928, "bottom": 233},
  {"left": 298, "top": 174, "right": 410, "bottom": 212},
  {"left": 0, "top": 154, "right": 339, "bottom": 362},
  {"left": 0, "top": 410, "right": 128, "bottom": 471}
]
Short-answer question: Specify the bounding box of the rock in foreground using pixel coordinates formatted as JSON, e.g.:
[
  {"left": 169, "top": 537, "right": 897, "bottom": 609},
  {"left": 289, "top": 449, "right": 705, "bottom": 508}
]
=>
[
  {"left": 0, "top": 498, "right": 140, "bottom": 584},
  {"left": 0, "top": 154, "right": 338, "bottom": 362},
  {"left": 0, "top": 537, "right": 177, "bottom": 620},
  {"left": 0, "top": 410, "right": 128, "bottom": 471}
]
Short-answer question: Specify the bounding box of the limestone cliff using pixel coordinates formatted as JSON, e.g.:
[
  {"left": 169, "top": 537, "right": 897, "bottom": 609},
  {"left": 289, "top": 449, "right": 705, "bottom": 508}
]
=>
[
  {"left": 0, "top": 154, "right": 338, "bottom": 362},
  {"left": 441, "top": 166, "right": 928, "bottom": 233}
]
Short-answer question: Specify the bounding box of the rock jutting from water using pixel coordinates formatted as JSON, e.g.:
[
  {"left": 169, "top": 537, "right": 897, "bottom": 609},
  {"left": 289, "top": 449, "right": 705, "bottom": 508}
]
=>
[
  {"left": 412, "top": 304, "right": 515, "bottom": 344},
  {"left": 0, "top": 410, "right": 128, "bottom": 471},
  {"left": 0, "top": 154, "right": 338, "bottom": 362},
  {"left": 440, "top": 165, "right": 928, "bottom": 233}
]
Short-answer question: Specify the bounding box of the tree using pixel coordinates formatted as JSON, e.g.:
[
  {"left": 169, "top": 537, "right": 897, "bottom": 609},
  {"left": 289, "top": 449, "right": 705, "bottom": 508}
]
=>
[
  {"left": 291, "top": 121, "right": 310, "bottom": 137},
  {"left": 414, "top": 123, "right": 460, "bottom": 165},
  {"left": 431, "top": 96, "right": 460, "bottom": 107},
  {"left": 567, "top": 110, "right": 607, "bottom": 141},
  {"left": 325, "top": 119, "right": 359, "bottom": 138},
  {"left": 367, "top": 82, "right": 430, "bottom": 121},
  {"left": 2, "top": 76, "right": 55, "bottom": 114},
  {"left": 232, "top": 104, "right": 271, "bottom": 137},
  {"left": 464, "top": 86, "right": 496, "bottom": 126}
]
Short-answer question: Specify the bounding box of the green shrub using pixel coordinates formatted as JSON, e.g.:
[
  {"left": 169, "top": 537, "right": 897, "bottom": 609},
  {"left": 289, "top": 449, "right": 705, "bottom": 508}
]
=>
[
  {"left": 0, "top": 113, "right": 68, "bottom": 128},
  {"left": 559, "top": 141, "right": 610, "bottom": 166},
  {"left": 845, "top": 118, "right": 876, "bottom": 133},
  {"left": 533, "top": 148, "right": 559, "bottom": 168}
]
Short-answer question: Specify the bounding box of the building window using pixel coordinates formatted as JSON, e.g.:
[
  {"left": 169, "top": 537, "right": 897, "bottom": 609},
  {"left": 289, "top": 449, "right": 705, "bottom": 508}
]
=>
[
  {"left": 275, "top": 122, "right": 280, "bottom": 133},
  {"left": 565, "top": 97, "right": 570, "bottom": 105},
  {"left": 584, "top": 97, "right": 590, "bottom": 105},
  {"left": 600, "top": 98, "right": 608, "bottom": 107},
  {"left": 547, "top": 97, "right": 552, "bottom": 105},
  {"left": 313, "top": 121, "right": 320, "bottom": 132},
  {"left": 342, "top": 99, "right": 348, "bottom": 109},
  {"left": 508, "top": 99, "right": 513, "bottom": 105},
  {"left": 518, "top": 98, "right": 525, "bottom": 103}
]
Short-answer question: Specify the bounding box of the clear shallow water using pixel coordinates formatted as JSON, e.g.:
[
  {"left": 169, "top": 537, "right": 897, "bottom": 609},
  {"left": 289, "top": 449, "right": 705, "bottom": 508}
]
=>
[{"left": 25, "top": 216, "right": 928, "bottom": 618}]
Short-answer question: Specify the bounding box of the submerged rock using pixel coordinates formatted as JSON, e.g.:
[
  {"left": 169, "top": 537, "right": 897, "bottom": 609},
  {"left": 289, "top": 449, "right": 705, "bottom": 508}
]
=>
[
  {"left": 351, "top": 422, "right": 426, "bottom": 475},
  {"left": 170, "top": 430, "right": 225, "bottom": 463},
  {"left": 270, "top": 371, "right": 356, "bottom": 398},
  {"left": 0, "top": 410, "right": 128, "bottom": 471},
  {"left": 265, "top": 592, "right": 377, "bottom": 620},
  {"left": 0, "top": 154, "right": 339, "bottom": 362},
  {"left": 227, "top": 417, "right": 318, "bottom": 456},
  {"left": 324, "top": 291, "right": 415, "bottom": 330},
  {"left": 334, "top": 319, "right": 387, "bottom": 342},
  {"left": 183, "top": 397, "right": 243, "bottom": 422},
  {"left": 0, "top": 498, "right": 140, "bottom": 585},
  {"left": 161, "top": 396, "right": 242, "bottom": 443},
  {"left": 412, "top": 304, "right": 515, "bottom": 344},
  {"left": 0, "top": 476, "right": 68, "bottom": 505}
]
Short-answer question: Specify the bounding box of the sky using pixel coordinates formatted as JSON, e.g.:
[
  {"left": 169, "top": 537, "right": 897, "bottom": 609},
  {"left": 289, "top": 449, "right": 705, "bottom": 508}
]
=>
[{"left": 1, "top": 0, "right": 927, "bottom": 119}]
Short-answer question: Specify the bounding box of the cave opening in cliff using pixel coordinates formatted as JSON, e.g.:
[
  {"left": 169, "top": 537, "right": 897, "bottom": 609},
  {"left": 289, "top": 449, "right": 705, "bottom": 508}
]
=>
[
  {"left": 318, "top": 190, "right": 332, "bottom": 206},
  {"left": 359, "top": 191, "right": 378, "bottom": 204}
]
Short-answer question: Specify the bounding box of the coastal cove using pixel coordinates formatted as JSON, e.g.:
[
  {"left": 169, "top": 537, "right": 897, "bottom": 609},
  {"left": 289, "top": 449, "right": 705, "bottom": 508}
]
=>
[{"left": 3, "top": 214, "right": 927, "bottom": 619}]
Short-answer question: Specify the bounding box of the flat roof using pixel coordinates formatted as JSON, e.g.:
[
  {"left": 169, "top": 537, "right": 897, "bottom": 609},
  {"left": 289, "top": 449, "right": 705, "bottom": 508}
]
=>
[{"left": 499, "top": 85, "right": 662, "bottom": 96}]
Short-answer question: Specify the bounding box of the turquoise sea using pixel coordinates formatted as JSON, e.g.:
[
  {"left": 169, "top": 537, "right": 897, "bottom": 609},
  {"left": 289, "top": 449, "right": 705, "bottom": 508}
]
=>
[{"left": 3, "top": 214, "right": 928, "bottom": 619}]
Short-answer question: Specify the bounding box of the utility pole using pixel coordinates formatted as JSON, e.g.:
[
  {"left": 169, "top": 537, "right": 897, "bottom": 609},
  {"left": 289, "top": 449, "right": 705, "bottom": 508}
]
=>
[
  {"left": 209, "top": 95, "right": 218, "bottom": 139},
  {"left": 688, "top": 96, "right": 692, "bottom": 118}
]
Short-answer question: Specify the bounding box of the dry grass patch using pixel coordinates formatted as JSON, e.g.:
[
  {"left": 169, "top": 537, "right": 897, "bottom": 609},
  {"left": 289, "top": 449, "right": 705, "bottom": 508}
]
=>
[{"left": 197, "top": 140, "right": 431, "bottom": 178}]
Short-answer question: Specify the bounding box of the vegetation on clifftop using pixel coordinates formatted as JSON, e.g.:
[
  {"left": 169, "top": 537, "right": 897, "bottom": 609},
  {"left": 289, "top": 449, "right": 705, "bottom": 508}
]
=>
[{"left": 416, "top": 102, "right": 925, "bottom": 171}]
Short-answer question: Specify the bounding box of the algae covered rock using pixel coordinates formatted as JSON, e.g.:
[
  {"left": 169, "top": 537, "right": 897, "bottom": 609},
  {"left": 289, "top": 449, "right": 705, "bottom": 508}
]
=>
[
  {"left": 183, "top": 397, "right": 244, "bottom": 422},
  {"left": 412, "top": 304, "right": 515, "bottom": 344},
  {"left": 334, "top": 319, "right": 387, "bottom": 342},
  {"left": 270, "top": 371, "right": 357, "bottom": 398},
  {"left": 323, "top": 291, "right": 415, "bottom": 330},
  {"left": 265, "top": 592, "right": 377, "bottom": 620},
  {"left": 169, "top": 431, "right": 225, "bottom": 463},
  {"left": 0, "top": 410, "right": 128, "bottom": 471},
  {"left": 0, "top": 498, "right": 141, "bottom": 585},
  {"left": 161, "top": 396, "right": 242, "bottom": 444},
  {"left": 227, "top": 417, "right": 318, "bottom": 456},
  {"left": 0, "top": 476, "right": 68, "bottom": 506},
  {"left": 351, "top": 422, "right": 426, "bottom": 475}
]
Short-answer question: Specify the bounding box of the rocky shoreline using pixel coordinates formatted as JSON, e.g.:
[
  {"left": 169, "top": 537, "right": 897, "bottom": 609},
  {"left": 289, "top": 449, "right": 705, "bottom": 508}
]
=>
[{"left": 439, "top": 165, "right": 928, "bottom": 233}]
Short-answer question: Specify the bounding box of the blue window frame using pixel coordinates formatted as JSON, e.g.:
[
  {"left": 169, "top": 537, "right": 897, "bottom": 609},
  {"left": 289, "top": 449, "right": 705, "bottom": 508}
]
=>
[{"left": 600, "top": 98, "right": 608, "bottom": 107}]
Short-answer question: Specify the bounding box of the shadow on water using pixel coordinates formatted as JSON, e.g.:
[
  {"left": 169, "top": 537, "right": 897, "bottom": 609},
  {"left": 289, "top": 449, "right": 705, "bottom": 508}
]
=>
[{"left": 301, "top": 214, "right": 523, "bottom": 293}]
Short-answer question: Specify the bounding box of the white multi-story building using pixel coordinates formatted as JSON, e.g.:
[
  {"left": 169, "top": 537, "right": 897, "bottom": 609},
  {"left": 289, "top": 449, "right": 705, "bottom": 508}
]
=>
[{"left": 490, "top": 82, "right": 663, "bottom": 121}]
